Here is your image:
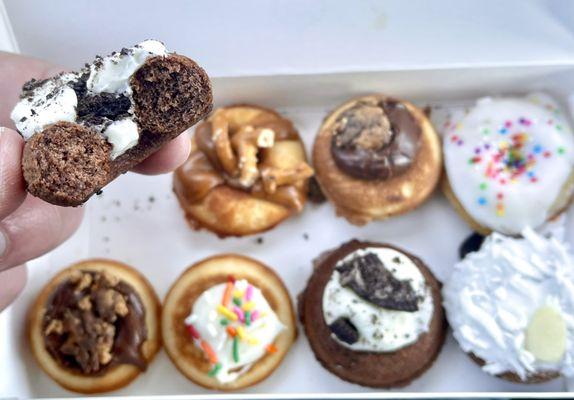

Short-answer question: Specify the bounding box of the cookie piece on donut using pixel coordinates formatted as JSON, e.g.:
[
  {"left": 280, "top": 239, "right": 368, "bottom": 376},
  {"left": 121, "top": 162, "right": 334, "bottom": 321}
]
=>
[
  {"left": 12, "top": 40, "right": 212, "bottom": 206},
  {"left": 299, "top": 240, "right": 446, "bottom": 388},
  {"left": 27, "top": 259, "right": 161, "bottom": 394},
  {"left": 313, "top": 95, "right": 442, "bottom": 225},
  {"left": 441, "top": 93, "right": 574, "bottom": 235}
]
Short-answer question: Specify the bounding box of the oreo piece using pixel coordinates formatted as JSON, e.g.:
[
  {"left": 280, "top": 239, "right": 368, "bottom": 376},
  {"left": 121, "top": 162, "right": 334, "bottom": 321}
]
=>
[
  {"left": 329, "top": 317, "right": 359, "bottom": 345},
  {"left": 459, "top": 232, "right": 485, "bottom": 259},
  {"left": 336, "top": 252, "right": 419, "bottom": 312}
]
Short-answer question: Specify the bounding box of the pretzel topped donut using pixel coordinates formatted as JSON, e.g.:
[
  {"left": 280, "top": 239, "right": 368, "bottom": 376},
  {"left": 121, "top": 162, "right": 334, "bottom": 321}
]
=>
[{"left": 174, "top": 105, "right": 314, "bottom": 237}]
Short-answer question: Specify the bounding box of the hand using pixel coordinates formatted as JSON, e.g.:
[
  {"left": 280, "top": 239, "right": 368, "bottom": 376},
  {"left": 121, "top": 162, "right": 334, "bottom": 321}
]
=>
[{"left": 0, "top": 52, "right": 191, "bottom": 311}]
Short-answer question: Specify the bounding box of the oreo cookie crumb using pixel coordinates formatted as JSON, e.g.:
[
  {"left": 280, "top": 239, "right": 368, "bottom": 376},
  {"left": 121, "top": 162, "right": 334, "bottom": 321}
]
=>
[
  {"left": 329, "top": 317, "right": 359, "bottom": 345},
  {"left": 303, "top": 233, "right": 309, "bottom": 240},
  {"left": 459, "top": 232, "right": 485, "bottom": 259},
  {"left": 337, "top": 252, "right": 420, "bottom": 312},
  {"left": 256, "top": 237, "right": 264, "bottom": 245}
]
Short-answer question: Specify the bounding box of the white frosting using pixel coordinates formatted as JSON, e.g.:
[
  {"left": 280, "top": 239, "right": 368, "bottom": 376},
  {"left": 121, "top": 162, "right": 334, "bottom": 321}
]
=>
[
  {"left": 185, "top": 279, "right": 284, "bottom": 383},
  {"left": 443, "top": 94, "right": 574, "bottom": 235},
  {"left": 10, "top": 74, "right": 78, "bottom": 140},
  {"left": 322, "top": 247, "right": 434, "bottom": 352},
  {"left": 10, "top": 40, "right": 168, "bottom": 158},
  {"left": 443, "top": 228, "right": 574, "bottom": 379},
  {"left": 103, "top": 118, "right": 140, "bottom": 159},
  {"left": 87, "top": 39, "right": 167, "bottom": 94}
]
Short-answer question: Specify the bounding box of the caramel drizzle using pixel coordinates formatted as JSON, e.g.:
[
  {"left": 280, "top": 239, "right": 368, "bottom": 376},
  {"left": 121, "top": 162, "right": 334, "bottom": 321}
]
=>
[{"left": 175, "top": 108, "right": 313, "bottom": 211}]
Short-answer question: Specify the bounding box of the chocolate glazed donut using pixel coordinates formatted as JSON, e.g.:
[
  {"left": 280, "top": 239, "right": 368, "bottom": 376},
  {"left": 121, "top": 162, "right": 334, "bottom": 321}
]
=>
[
  {"left": 312, "top": 94, "right": 442, "bottom": 225},
  {"left": 331, "top": 100, "right": 421, "bottom": 180}
]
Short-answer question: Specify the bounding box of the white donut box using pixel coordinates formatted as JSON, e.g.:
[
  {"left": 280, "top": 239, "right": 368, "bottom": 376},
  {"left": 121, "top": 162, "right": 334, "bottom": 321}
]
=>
[{"left": 2, "top": 1, "right": 574, "bottom": 399}]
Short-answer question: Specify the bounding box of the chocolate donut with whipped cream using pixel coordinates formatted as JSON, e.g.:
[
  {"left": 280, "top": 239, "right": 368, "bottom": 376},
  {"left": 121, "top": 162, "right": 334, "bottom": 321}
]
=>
[
  {"left": 299, "top": 240, "right": 446, "bottom": 388},
  {"left": 11, "top": 40, "right": 212, "bottom": 206}
]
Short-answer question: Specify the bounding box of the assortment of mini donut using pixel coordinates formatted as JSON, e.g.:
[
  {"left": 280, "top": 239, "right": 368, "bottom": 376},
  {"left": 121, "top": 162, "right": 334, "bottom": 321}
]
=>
[{"left": 27, "top": 92, "right": 574, "bottom": 393}]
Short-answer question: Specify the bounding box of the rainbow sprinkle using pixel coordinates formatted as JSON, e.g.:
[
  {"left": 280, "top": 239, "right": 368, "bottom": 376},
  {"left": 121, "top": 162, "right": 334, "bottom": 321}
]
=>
[{"left": 449, "top": 113, "right": 564, "bottom": 219}]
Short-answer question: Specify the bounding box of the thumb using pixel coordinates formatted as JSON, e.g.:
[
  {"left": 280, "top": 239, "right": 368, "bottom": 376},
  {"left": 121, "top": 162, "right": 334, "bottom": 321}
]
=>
[{"left": 0, "top": 127, "right": 26, "bottom": 220}]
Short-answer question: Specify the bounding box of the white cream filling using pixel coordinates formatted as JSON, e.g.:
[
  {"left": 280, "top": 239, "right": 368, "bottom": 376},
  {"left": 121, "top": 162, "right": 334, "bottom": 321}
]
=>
[
  {"left": 11, "top": 78, "right": 78, "bottom": 140},
  {"left": 322, "top": 247, "right": 434, "bottom": 352},
  {"left": 185, "top": 279, "right": 284, "bottom": 383},
  {"left": 10, "top": 39, "right": 168, "bottom": 159},
  {"left": 103, "top": 118, "right": 140, "bottom": 159},
  {"left": 87, "top": 39, "right": 167, "bottom": 95},
  {"left": 443, "top": 228, "right": 574, "bottom": 379}
]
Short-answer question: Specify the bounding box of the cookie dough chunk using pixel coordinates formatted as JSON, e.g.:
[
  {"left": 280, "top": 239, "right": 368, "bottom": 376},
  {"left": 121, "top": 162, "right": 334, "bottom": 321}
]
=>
[{"left": 12, "top": 40, "right": 212, "bottom": 206}]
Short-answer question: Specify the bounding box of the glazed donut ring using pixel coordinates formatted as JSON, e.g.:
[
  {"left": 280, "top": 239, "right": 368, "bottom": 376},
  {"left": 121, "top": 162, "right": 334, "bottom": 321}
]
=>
[
  {"left": 162, "top": 254, "right": 297, "bottom": 391},
  {"left": 313, "top": 95, "right": 442, "bottom": 225},
  {"left": 27, "top": 259, "right": 161, "bottom": 394},
  {"left": 173, "top": 105, "right": 313, "bottom": 237}
]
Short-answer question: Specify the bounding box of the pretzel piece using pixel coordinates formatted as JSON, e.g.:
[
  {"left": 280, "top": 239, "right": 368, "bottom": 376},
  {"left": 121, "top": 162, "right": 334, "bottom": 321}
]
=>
[
  {"left": 261, "top": 162, "right": 314, "bottom": 194},
  {"left": 231, "top": 127, "right": 276, "bottom": 187},
  {"left": 212, "top": 111, "right": 238, "bottom": 176}
]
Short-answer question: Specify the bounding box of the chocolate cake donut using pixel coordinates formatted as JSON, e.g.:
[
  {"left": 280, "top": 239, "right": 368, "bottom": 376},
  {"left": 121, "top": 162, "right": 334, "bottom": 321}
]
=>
[
  {"left": 299, "top": 240, "right": 446, "bottom": 388},
  {"left": 11, "top": 40, "right": 212, "bottom": 206},
  {"left": 27, "top": 259, "right": 161, "bottom": 393}
]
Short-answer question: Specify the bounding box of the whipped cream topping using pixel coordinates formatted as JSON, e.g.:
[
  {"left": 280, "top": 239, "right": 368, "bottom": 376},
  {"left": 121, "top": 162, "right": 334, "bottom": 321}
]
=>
[
  {"left": 185, "top": 279, "right": 284, "bottom": 383},
  {"left": 11, "top": 74, "right": 78, "bottom": 140},
  {"left": 10, "top": 40, "right": 167, "bottom": 159},
  {"left": 442, "top": 93, "right": 574, "bottom": 235},
  {"left": 87, "top": 39, "right": 167, "bottom": 94},
  {"left": 443, "top": 228, "right": 574, "bottom": 379},
  {"left": 322, "top": 247, "right": 434, "bottom": 352}
]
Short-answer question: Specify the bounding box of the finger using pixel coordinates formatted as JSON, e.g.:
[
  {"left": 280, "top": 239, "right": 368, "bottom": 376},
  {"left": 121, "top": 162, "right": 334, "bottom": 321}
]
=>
[
  {"left": 0, "top": 127, "right": 26, "bottom": 219},
  {"left": 0, "top": 51, "right": 64, "bottom": 128},
  {"left": 0, "top": 264, "right": 26, "bottom": 312},
  {"left": 0, "top": 196, "right": 83, "bottom": 272},
  {"left": 131, "top": 132, "right": 191, "bottom": 175}
]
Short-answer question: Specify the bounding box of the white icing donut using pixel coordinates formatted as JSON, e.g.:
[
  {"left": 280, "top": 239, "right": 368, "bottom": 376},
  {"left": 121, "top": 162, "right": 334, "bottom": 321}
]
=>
[
  {"left": 443, "top": 94, "right": 574, "bottom": 234},
  {"left": 443, "top": 228, "right": 574, "bottom": 380},
  {"left": 322, "top": 247, "right": 434, "bottom": 352},
  {"left": 184, "top": 279, "right": 284, "bottom": 383}
]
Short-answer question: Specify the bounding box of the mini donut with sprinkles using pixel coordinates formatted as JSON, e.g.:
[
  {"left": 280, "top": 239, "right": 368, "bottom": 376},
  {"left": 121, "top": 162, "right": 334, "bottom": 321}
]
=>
[{"left": 441, "top": 93, "right": 574, "bottom": 236}]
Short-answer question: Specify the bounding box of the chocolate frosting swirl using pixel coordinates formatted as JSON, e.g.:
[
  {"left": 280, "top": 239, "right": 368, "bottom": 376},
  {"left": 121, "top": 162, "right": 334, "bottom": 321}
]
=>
[{"left": 330, "top": 100, "right": 421, "bottom": 180}]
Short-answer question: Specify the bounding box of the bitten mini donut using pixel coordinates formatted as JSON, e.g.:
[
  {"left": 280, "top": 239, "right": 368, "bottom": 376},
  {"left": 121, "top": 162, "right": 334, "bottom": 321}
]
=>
[
  {"left": 173, "top": 105, "right": 313, "bottom": 237},
  {"left": 299, "top": 240, "right": 446, "bottom": 388},
  {"left": 442, "top": 93, "right": 574, "bottom": 235},
  {"left": 443, "top": 228, "right": 574, "bottom": 383},
  {"left": 11, "top": 40, "right": 212, "bottom": 206},
  {"left": 27, "top": 259, "right": 161, "bottom": 394},
  {"left": 313, "top": 95, "right": 442, "bottom": 225},
  {"left": 162, "top": 254, "right": 297, "bottom": 390}
]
